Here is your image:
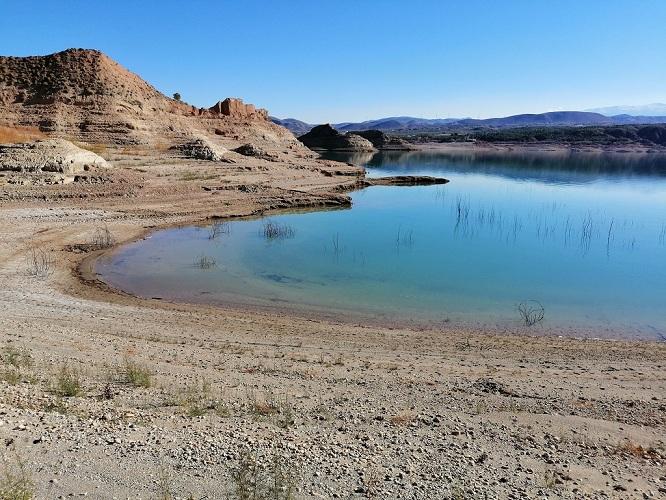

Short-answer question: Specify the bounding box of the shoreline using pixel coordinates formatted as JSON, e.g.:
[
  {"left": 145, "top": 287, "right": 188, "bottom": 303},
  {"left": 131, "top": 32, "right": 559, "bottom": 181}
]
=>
[
  {"left": 414, "top": 141, "right": 666, "bottom": 154},
  {"left": 89, "top": 233, "right": 664, "bottom": 344},
  {"left": 77, "top": 175, "right": 662, "bottom": 344}
]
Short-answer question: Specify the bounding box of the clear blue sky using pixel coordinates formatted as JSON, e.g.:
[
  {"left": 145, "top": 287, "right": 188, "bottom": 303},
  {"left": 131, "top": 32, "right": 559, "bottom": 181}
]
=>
[{"left": 1, "top": 1, "right": 664, "bottom": 123}]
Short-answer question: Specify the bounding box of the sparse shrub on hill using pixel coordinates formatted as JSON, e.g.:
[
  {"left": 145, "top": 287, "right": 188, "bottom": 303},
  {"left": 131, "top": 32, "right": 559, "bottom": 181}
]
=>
[{"left": 0, "top": 450, "right": 34, "bottom": 500}]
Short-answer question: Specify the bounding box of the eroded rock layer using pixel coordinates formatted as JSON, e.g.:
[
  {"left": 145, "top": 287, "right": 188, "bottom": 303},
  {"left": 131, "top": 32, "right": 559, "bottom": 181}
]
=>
[{"left": 0, "top": 49, "right": 298, "bottom": 152}]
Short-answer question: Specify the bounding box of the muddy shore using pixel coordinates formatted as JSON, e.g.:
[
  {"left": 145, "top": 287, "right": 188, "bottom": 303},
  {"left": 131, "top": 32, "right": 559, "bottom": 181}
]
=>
[{"left": 1, "top": 148, "right": 665, "bottom": 499}]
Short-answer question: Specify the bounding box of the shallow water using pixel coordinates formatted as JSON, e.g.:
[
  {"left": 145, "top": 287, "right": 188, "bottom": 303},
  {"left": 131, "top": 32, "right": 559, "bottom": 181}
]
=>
[{"left": 97, "top": 150, "right": 666, "bottom": 339}]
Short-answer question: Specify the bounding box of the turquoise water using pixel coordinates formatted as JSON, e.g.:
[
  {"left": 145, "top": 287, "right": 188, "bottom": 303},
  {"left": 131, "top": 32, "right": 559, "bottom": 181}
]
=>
[{"left": 97, "top": 150, "right": 666, "bottom": 339}]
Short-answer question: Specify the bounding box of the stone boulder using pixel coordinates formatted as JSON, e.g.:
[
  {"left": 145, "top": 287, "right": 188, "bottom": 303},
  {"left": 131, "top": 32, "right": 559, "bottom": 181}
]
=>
[
  {"left": 0, "top": 139, "right": 108, "bottom": 174},
  {"left": 233, "top": 143, "right": 277, "bottom": 161},
  {"left": 173, "top": 138, "right": 230, "bottom": 161},
  {"left": 351, "top": 129, "right": 415, "bottom": 150},
  {"left": 298, "top": 124, "right": 376, "bottom": 152}
]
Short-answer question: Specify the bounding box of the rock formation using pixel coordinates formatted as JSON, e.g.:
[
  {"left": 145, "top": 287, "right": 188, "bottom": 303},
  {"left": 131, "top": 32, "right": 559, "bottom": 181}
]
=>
[
  {"left": 233, "top": 143, "right": 277, "bottom": 161},
  {"left": 351, "top": 129, "right": 415, "bottom": 150},
  {"left": 173, "top": 138, "right": 230, "bottom": 161},
  {"left": 298, "top": 124, "right": 376, "bottom": 152},
  {"left": 209, "top": 98, "right": 268, "bottom": 120},
  {"left": 0, "top": 49, "right": 298, "bottom": 152},
  {"left": 0, "top": 139, "right": 108, "bottom": 173}
]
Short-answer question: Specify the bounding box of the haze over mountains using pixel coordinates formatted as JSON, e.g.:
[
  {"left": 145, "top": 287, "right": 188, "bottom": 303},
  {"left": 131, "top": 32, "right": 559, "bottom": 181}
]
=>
[
  {"left": 272, "top": 108, "right": 666, "bottom": 135},
  {"left": 585, "top": 103, "right": 666, "bottom": 116}
]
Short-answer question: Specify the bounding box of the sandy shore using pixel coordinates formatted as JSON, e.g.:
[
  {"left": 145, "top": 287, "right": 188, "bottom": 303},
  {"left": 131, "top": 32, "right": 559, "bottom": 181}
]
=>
[{"left": 1, "top": 149, "right": 665, "bottom": 499}]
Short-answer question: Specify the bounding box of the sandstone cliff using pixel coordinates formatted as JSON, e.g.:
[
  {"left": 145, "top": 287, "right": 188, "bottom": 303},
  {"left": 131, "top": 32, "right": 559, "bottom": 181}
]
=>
[{"left": 0, "top": 48, "right": 298, "bottom": 152}]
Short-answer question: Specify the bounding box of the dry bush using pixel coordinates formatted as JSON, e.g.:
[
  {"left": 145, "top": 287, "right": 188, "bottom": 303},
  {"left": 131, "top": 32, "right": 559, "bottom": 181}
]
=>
[
  {"left": 25, "top": 247, "right": 55, "bottom": 278},
  {"left": 0, "top": 125, "right": 44, "bottom": 144},
  {"left": 0, "top": 450, "right": 34, "bottom": 500},
  {"left": 2, "top": 346, "right": 33, "bottom": 368},
  {"left": 123, "top": 358, "right": 152, "bottom": 388},
  {"left": 1, "top": 346, "right": 36, "bottom": 387},
  {"left": 230, "top": 448, "right": 298, "bottom": 500},
  {"left": 0, "top": 369, "right": 22, "bottom": 386},
  {"left": 90, "top": 224, "right": 115, "bottom": 250},
  {"left": 246, "top": 389, "right": 294, "bottom": 427},
  {"left": 170, "top": 379, "right": 229, "bottom": 417},
  {"left": 614, "top": 439, "right": 662, "bottom": 460},
  {"left": 389, "top": 410, "right": 416, "bottom": 426},
  {"left": 52, "top": 364, "right": 82, "bottom": 397}
]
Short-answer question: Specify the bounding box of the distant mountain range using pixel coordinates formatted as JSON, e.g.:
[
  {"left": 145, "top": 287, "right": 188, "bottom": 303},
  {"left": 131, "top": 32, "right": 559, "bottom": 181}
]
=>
[
  {"left": 585, "top": 103, "right": 666, "bottom": 117},
  {"left": 271, "top": 109, "right": 666, "bottom": 135}
]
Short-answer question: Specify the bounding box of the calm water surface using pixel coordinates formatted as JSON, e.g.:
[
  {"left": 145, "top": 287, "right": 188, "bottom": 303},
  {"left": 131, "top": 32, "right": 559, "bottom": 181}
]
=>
[{"left": 97, "top": 150, "right": 666, "bottom": 339}]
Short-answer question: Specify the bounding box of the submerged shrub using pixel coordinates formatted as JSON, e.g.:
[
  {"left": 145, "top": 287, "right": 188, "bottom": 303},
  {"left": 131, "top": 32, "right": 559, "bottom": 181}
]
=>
[
  {"left": 194, "top": 254, "right": 216, "bottom": 269},
  {"left": 208, "top": 220, "right": 230, "bottom": 240},
  {"left": 261, "top": 221, "right": 295, "bottom": 240},
  {"left": 517, "top": 300, "right": 545, "bottom": 327}
]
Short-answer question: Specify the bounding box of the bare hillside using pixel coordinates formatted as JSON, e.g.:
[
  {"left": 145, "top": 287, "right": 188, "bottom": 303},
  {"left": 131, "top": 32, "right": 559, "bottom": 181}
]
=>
[{"left": 0, "top": 48, "right": 301, "bottom": 152}]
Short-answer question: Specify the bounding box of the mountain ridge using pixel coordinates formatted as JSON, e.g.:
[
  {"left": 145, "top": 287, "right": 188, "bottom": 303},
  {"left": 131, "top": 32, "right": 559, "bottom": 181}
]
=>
[{"left": 272, "top": 110, "right": 666, "bottom": 135}]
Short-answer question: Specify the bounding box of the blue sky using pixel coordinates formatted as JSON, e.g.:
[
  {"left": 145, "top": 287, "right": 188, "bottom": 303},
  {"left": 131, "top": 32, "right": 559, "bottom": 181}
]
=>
[{"left": 1, "top": 1, "right": 664, "bottom": 123}]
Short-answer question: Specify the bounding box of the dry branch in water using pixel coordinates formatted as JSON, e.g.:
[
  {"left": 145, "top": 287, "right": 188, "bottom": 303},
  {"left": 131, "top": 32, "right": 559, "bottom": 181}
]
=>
[{"left": 517, "top": 300, "right": 545, "bottom": 326}]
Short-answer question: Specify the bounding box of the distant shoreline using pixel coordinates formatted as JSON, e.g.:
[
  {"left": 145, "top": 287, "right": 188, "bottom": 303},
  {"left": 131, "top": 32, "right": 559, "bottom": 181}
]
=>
[{"left": 415, "top": 141, "right": 666, "bottom": 154}]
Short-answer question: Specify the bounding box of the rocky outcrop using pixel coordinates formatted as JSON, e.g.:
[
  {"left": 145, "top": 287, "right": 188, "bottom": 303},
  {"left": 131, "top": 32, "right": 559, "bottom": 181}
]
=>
[
  {"left": 173, "top": 138, "right": 230, "bottom": 161},
  {"left": 0, "top": 139, "right": 108, "bottom": 173},
  {"left": 351, "top": 129, "right": 415, "bottom": 150},
  {"left": 209, "top": 98, "right": 268, "bottom": 120},
  {"left": 298, "top": 124, "right": 376, "bottom": 152},
  {"left": 0, "top": 49, "right": 300, "bottom": 151},
  {"left": 362, "top": 175, "right": 449, "bottom": 187},
  {"left": 233, "top": 143, "right": 277, "bottom": 161}
]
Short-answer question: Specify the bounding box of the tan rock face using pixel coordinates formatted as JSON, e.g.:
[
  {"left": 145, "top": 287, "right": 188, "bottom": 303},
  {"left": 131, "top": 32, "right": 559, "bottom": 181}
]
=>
[
  {"left": 172, "top": 138, "right": 230, "bottom": 161},
  {"left": 0, "top": 49, "right": 293, "bottom": 150},
  {"left": 208, "top": 98, "right": 268, "bottom": 120},
  {"left": 0, "top": 139, "right": 108, "bottom": 174}
]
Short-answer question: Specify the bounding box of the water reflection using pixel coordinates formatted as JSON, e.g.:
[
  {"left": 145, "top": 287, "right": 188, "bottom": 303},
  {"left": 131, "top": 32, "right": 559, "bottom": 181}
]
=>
[
  {"left": 322, "top": 149, "right": 666, "bottom": 185},
  {"left": 98, "top": 150, "right": 666, "bottom": 340}
]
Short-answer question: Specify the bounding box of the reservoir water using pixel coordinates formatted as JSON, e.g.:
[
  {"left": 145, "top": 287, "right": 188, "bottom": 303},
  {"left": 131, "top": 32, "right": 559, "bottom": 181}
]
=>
[{"left": 96, "top": 150, "right": 666, "bottom": 339}]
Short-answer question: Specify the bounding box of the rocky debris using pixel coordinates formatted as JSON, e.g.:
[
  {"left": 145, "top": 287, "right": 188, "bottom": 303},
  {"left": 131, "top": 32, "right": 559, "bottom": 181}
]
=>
[
  {"left": 472, "top": 378, "right": 514, "bottom": 396},
  {"left": 298, "top": 124, "right": 376, "bottom": 152},
  {"left": 0, "top": 139, "right": 108, "bottom": 174},
  {"left": 172, "top": 138, "right": 231, "bottom": 162},
  {"left": 233, "top": 143, "right": 277, "bottom": 161},
  {"left": 350, "top": 129, "right": 416, "bottom": 150},
  {"left": 208, "top": 98, "right": 268, "bottom": 120}
]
